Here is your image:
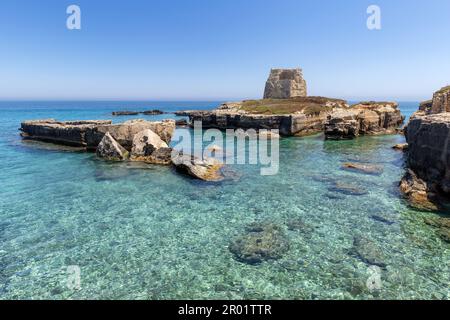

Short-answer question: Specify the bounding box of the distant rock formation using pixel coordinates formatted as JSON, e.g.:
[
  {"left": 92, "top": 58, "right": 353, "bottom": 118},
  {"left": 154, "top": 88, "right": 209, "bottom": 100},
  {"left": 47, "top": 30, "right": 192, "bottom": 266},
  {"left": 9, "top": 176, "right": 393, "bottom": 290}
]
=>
[
  {"left": 324, "top": 102, "right": 404, "bottom": 140},
  {"left": 263, "top": 68, "right": 307, "bottom": 99},
  {"left": 180, "top": 97, "right": 348, "bottom": 136}
]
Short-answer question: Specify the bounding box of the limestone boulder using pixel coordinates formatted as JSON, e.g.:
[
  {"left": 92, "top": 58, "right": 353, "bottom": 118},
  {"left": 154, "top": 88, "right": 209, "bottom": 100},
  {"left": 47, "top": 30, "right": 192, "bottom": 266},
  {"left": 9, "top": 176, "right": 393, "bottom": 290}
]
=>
[
  {"left": 171, "top": 152, "right": 224, "bottom": 181},
  {"left": 85, "top": 119, "right": 175, "bottom": 150},
  {"left": 399, "top": 169, "right": 439, "bottom": 211},
  {"left": 96, "top": 132, "right": 129, "bottom": 161},
  {"left": 324, "top": 110, "right": 360, "bottom": 140},
  {"left": 131, "top": 129, "right": 168, "bottom": 157}
]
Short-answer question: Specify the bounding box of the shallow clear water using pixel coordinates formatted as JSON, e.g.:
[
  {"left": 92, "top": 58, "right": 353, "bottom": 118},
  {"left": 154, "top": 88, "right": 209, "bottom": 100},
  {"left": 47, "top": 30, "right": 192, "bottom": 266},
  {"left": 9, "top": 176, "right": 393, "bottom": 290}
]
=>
[{"left": 0, "top": 101, "right": 448, "bottom": 300}]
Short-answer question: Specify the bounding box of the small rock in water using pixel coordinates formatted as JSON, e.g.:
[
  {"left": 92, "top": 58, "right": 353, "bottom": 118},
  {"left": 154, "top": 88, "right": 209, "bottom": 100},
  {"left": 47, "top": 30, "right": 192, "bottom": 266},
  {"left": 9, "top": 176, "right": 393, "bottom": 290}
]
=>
[
  {"left": 392, "top": 143, "right": 408, "bottom": 151},
  {"left": 229, "top": 222, "right": 289, "bottom": 265},
  {"left": 351, "top": 235, "right": 387, "bottom": 268},
  {"left": 328, "top": 182, "right": 368, "bottom": 196},
  {"left": 172, "top": 151, "right": 224, "bottom": 181},
  {"left": 285, "top": 218, "right": 316, "bottom": 234},
  {"left": 370, "top": 214, "right": 395, "bottom": 225},
  {"left": 342, "top": 163, "right": 384, "bottom": 175}
]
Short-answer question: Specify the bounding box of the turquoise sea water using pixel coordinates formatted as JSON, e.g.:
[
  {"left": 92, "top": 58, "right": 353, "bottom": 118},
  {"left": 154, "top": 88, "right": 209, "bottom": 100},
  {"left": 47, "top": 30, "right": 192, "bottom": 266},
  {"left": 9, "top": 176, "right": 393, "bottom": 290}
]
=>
[{"left": 0, "top": 101, "right": 449, "bottom": 300}]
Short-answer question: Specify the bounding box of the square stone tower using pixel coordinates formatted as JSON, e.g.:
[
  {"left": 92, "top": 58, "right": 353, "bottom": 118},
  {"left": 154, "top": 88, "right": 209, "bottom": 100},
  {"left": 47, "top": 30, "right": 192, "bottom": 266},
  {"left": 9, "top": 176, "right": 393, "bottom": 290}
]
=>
[{"left": 263, "top": 68, "right": 307, "bottom": 99}]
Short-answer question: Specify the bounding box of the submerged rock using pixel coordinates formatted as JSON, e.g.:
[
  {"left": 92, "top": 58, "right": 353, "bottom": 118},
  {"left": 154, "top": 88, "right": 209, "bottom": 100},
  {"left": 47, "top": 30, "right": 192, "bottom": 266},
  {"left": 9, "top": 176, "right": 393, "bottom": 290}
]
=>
[
  {"left": 424, "top": 216, "right": 450, "bottom": 243},
  {"left": 328, "top": 182, "right": 368, "bottom": 196},
  {"left": 171, "top": 152, "right": 224, "bottom": 181},
  {"left": 342, "top": 163, "right": 384, "bottom": 175},
  {"left": 370, "top": 214, "right": 395, "bottom": 226},
  {"left": 96, "top": 132, "right": 129, "bottom": 161},
  {"left": 229, "top": 223, "right": 289, "bottom": 265},
  {"left": 352, "top": 236, "right": 387, "bottom": 268},
  {"left": 285, "top": 218, "right": 316, "bottom": 234},
  {"left": 399, "top": 169, "right": 439, "bottom": 211}
]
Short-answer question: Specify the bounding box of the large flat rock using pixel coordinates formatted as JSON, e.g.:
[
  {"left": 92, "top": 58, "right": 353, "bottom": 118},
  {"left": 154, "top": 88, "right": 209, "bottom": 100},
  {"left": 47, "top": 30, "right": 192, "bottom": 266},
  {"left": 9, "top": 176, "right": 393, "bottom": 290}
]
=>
[{"left": 20, "top": 119, "right": 112, "bottom": 147}]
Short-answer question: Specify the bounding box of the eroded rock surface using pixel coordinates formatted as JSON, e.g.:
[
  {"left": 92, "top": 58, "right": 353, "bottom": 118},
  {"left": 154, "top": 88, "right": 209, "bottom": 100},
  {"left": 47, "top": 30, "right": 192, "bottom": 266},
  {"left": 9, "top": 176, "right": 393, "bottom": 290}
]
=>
[
  {"left": 399, "top": 169, "right": 439, "bottom": 211},
  {"left": 325, "top": 102, "right": 404, "bottom": 140},
  {"left": 20, "top": 119, "right": 112, "bottom": 147},
  {"left": 131, "top": 129, "right": 168, "bottom": 157},
  {"left": 405, "top": 113, "right": 450, "bottom": 197},
  {"left": 229, "top": 223, "right": 289, "bottom": 265},
  {"left": 96, "top": 132, "right": 129, "bottom": 161},
  {"left": 85, "top": 119, "right": 175, "bottom": 150},
  {"left": 182, "top": 97, "right": 348, "bottom": 136},
  {"left": 171, "top": 152, "right": 224, "bottom": 181}
]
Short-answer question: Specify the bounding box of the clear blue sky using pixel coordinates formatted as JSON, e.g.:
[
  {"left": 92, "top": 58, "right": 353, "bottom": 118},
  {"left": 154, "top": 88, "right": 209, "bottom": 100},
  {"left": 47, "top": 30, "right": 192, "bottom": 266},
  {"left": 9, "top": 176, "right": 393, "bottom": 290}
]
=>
[{"left": 0, "top": 0, "right": 449, "bottom": 101}]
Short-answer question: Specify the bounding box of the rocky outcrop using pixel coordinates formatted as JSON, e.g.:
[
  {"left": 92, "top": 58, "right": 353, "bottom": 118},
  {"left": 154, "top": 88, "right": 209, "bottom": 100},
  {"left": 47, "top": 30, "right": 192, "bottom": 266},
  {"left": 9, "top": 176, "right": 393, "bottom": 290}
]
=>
[
  {"left": 96, "top": 132, "right": 129, "bottom": 161},
  {"left": 430, "top": 86, "right": 450, "bottom": 114},
  {"left": 172, "top": 152, "right": 224, "bottom": 181},
  {"left": 399, "top": 169, "right": 439, "bottom": 211},
  {"left": 85, "top": 119, "right": 175, "bottom": 150},
  {"left": 325, "top": 102, "right": 404, "bottom": 140},
  {"left": 229, "top": 222, "right": 289, "bottom": 265},
  {"left": 131, "top": 129, "right": 168, "bottom": 157},
  {"left": 112, "top": 111, "right": 140, "bottom": 116},
  {"left": 112, "top": 110, "right": 165, "bottom": 116},
  {"left": 405, "top": 113, "right": 450, "bottom": 198},
  {"left": 183, "top": 97, "right": 348, "bottom": 136},
  {"left": 21, "top": 119, "right": 175, "bottom": 152},
  {"left": 263, "top": 68, "right": 307, "bottom": 99},
  {"left": 20, "top": 119, "right": 112, "bottom": 147},
  {"left": 142, "top": 110, "right": 165, "bottom": 115},
  {"left": 401, "top": 87, "right": 450, "bottom": 211}
]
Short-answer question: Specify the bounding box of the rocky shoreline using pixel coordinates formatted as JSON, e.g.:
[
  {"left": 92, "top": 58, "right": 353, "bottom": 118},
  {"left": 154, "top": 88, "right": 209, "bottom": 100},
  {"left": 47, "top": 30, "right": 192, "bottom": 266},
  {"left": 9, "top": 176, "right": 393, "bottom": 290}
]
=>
[
  {"left": 178, "top": 98, "right": 404, "bottom": 138},
  {"left": 400, "top": 86, "right": 450, "bottom": 216},
  {"left": 17, "top": 69, "right": 450, "bottom": 255}
]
